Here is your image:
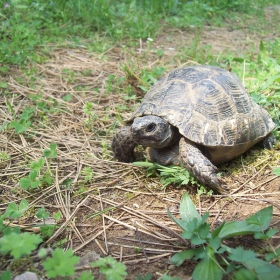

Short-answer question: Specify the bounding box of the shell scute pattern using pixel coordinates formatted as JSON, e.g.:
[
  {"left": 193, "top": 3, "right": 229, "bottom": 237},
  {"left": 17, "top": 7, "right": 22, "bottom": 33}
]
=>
[
  {"left": 128, "top": 66, "right": 275, "bottom": 147},
  {"left": 191, "top": 80, "right": 235, "bottom": 122},
  {"left": 212, "top": 73, "right": 252, "bottom": 114}
]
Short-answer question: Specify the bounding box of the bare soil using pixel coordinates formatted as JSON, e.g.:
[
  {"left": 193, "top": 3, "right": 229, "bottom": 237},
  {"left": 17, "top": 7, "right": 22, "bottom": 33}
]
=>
[{"left": 0, "top": 9, "right": 280, "bottom": 280}]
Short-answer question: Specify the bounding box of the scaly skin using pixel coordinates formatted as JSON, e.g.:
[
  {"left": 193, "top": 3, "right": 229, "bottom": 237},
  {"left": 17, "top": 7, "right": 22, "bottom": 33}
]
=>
[
  {"left": 261, "top": 133, "right": 276, "bottom": 150},
  {"left": 179, "top": 138, "right": 228, "bottom": 194},
  {"left": 112, "top": 126, "right": 137, "bottom": 163}
]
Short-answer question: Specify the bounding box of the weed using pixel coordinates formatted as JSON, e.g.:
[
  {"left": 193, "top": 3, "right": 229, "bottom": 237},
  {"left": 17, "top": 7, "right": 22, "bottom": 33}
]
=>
[
  {"left": 273, "top": 167, "right": 280, "bottom": 176},
  {"left": 133, "top": 161, "right": 204, "bottom": 190},
  {"left": 82, "top": 166, "right": 94, "bottom": 182},
  {"left": 83, "top": 102, "right": 98, "bottom": 129},
  {"left": 91, "top": 256, "right": 127, "bottom": 279},
  {"left": 168, "top": 192, "right": 280, "bottom": 280},
  {"left": 228, "top": 40, "right": 280, "bottom": 133},
  {"left": 19, "top": 143, "right": 57, "bottom": 190},
  {"left": 0, "top": 152, "right": 10, "bottom": 168}
]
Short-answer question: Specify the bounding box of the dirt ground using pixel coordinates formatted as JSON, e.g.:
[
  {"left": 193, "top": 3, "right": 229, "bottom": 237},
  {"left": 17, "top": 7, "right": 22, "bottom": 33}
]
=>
[{"left": 1, "top": 7, "right": 280, "bottom": 280}]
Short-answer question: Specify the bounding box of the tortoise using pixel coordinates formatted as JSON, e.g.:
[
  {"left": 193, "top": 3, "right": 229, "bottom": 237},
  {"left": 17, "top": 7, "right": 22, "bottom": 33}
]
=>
[{"left": 112, "top": 65, "right": 275, "bottom": 193}]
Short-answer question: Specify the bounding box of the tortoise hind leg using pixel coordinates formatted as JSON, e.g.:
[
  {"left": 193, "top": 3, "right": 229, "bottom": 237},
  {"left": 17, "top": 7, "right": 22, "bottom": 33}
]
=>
[
  {"left": 261, "top": 133, "right": 276, "bottom": 150},
  {"left": 112, "top": 126, "right": 137, "bottom": 162},
  {"left": 179, "top": 138, "right": 228, "bottom": 194}
]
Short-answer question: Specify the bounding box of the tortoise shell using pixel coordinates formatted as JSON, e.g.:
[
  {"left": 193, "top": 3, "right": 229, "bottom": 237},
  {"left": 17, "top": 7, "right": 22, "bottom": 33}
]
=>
[{"left": 128, "top": 65, "right": 275, "bottom": 147}]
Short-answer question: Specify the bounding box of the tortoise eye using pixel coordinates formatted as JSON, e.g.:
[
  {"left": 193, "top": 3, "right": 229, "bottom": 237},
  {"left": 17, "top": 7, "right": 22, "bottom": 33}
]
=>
[{"left": 146, "top": 123, "right": 156, "bottom": 132}]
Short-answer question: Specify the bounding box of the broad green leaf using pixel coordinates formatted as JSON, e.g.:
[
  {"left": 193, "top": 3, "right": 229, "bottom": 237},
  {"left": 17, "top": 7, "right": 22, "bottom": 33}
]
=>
[
  {"left": 233, "top": 268, "right": 257, "bottom": 280},
  {"left": 0, "top": 232, "right": 42, "bottom": 259},
  {"left": 181, "top": 231, "right": 194, "bottom": 239},
  {"left": 268, "top": 226, "right": 280, "bottom": 238},
  {"left": 43, "top": 248, "right": 79, "bottom": 278},
  {"left": 29, "top": 170, "right": 38, "bottom": 181},
  {"left": 211, "top": 222, "right": 225, "bottom": 238},
  {"left": 218, "top": 220, "right": 260, "bottom": 239},
  {"left": 44, "top": 143, "right": 58, "bottom": 158},
  {"left": 30, "top": 180, "right": 41, "bottom": 189},
  {"left": 19, "top": 177, "right": 31, "bottom": 190},
  {"left": 180, "top": 192, "right": 201, "bottom": 223},
  {"left": 198, "top": 223, "right": 210, "bottom": 239},
  {"left": 218, "top": 206, "right": 272, "bottom": 240},
  {"left": 5, "top": 201, "right": 26, "bottom": 219},
  {"left": 91, "top": 256, "right": 127, "bottom": 280},
  {"left": 30, "top": 158, "right": 45, "bottom": 171},
  {"left": 0, "top": 270, "right": 12, "bottom": 280},
  {"left": 19, "top": 199, "right": 29, "bottom": 212},
  {"left": 170, "top": 248, "right": 202, "bottom": 266},
  {"left": 167, "top": 209, "right": 189, "bottom": 232},
  {"left": 209, "top": 236, "right": 221, "bottom": 250},
  {"left": 49, "top": 143, "right": 57, "bottom": 151},
  {"left": 273, "top": 167, "right": 280, "bottom": 176},
  {"left": 246, "top": 206, "right": 272, "bottom": 230},
  {"left": 265, "top": 248, "right": 280, "bottom": 262},
  {"left": 242, "top": 257, "right": 280, "bottom": 280},
  {"left": 192, "top": 247, "right": 223, "bottom": 280},
  {"left": 228, "top": 246, "right": 257, "bottom": 262},
  {"left": 36, "top": 207, "right": 50, "bottom": 219},
  {"left": 254, "top": 232, "right": 267, "bottom": 239},
  {"left": 191, "top": 235, "right": 206, "bottom": 246},
  {"left": 200, "top": 212, "right": 209, "bottom": 224},
  {"left": 53, "top": 211, "right": 62, "bottom": 222},
  {"left": 78, "top": 271, "right": 94, "bottom": 280}
]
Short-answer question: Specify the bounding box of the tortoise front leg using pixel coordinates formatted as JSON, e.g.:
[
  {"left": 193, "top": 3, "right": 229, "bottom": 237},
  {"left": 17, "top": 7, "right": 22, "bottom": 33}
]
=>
[
  {"left": 112, "top": 126, "right": 137, "bottom": 162},
  {"left": 179, "top": 138, "right": 228, "bottom": 194}
]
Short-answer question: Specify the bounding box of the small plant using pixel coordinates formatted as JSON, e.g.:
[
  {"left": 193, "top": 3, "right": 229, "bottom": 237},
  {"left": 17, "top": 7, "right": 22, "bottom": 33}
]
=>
[
  {"left": 273, "top": 167, "right": 280, "bottom": 176},
  {"left": 19, "top": 143, "right": 57, "bottom": 190},
  {"left": 101, "top": 141, "right": 110, "bottom": 159},
  {"left": 42, "top": 248, "right": 80, "bottom": 278},
  {"left": 133, "top": 161, "right": 201, "bottom": 190},
  {"left": 0, "top": 199, "right": 43, "bottom": 264},
  {"left": 82, "top": 166, "right": 94, "bottom": 182},
  {"left": 0, "top": 152, "right": 10, "bottom": 168},
  {"left": 36, "top": 207, "right": 61, "bottom": 239},
  {"left": 83, "top": 102, "right": 98, "bottom": 129},
  {"left": 91, "top": 256, "right": 127, "bottom": 280},
  {"left": 168, "top": 192, "right": 280, "bottom": 280},
  {"left": 0, "top": 199, "right": 130, "bottom": 279}
]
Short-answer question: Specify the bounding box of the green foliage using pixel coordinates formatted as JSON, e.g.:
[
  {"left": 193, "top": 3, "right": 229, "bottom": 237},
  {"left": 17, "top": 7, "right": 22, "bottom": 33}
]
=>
[
  {"left": 135, "top": 273, "right": 153, "bottom": 280},
  {"left": 229, "top": 40, "right": 280, "bottom": 133},
  {"left": 0, "top": 270, "right": 12, "bottom": 280},
  {"left": 42, "top": 248, "right": 79, "bottom": 278},
  {"left": 273, "top": 167, "right": 280, "bottom": 176},
  {"left": 0, "top": 232, "right": 42, "bottom": 259},
  {"left": 91, "top": 256, "right": 127, "bottom": 280},
  {"left": 133, "top": 162, "right": 209, "bottom": 192},
  {"left": 3, "top": 199, "right": 29, "bottom": 220},
  {"left": 0, "top": 199, "right": 132, "bottom": 279},
  {"left": 19, "top": 143, "right": 56, "bottom": 190},
  {"left": 83, "top": 102, "right": 99, "bottom": 129},
  {"left": 82, "top": 167, "right": 94, "bottom": 182},
  {"left": 43, "top": 143, "right": 57, "bottom": 158},
  {"left": 168, "top": 192, "right": 280, "bottom": 280},
  {"left": 1, "top": 0, "right": 277, "bottom": 65}
]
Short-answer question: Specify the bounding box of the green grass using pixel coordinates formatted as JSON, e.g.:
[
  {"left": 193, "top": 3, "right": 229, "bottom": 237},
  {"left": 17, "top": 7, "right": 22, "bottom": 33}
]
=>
[{"left": 1, "top": 0, "right": 279, "bottom": 65}]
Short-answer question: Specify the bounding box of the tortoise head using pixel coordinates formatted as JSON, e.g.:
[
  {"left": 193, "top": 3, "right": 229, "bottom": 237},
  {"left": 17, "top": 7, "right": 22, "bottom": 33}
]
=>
[{"left": 131, "top": 116, "right": 177, "bottom": 148}]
